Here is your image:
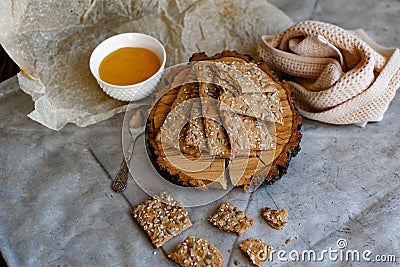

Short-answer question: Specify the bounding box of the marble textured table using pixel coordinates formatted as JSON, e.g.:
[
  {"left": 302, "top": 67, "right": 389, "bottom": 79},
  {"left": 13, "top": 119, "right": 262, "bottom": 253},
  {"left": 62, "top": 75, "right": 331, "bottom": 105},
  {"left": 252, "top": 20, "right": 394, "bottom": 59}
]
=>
[{"left": 1, "top": 0, "right": 400, "bottom": 266}]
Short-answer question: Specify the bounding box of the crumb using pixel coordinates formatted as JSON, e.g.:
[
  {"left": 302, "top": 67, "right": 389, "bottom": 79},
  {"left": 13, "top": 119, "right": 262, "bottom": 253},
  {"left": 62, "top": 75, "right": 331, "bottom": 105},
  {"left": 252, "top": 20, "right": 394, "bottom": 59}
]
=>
[
  {"left": 234, "top": 259, "right": 240, "bottom": 265},
  {"left": 277, "top": 235, "right": 298, "bottom": 249},
  {"left": 153, "top": 251, "right": 157, "bottom": 255},
  {"left": 208, "top": 202, "right": 254, "bottom": 235}
]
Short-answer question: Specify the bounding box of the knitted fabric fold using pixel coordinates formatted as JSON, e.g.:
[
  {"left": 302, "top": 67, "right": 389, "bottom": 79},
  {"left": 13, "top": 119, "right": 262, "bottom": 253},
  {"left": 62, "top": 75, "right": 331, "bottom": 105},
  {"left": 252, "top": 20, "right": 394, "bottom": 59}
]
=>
[{"left": 258, "top": 20, "right": 400, "bottom": 126}]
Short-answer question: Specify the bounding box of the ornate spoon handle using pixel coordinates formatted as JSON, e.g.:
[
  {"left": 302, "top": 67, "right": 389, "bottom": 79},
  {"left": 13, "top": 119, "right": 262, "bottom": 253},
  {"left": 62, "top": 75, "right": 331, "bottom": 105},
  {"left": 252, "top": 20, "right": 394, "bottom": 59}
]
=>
[
  {"left": 111, "top": 159, "right": 129, "bottom": 192},
  {"left": 111, "top": 107, "right": 146, "bottom": 193}
]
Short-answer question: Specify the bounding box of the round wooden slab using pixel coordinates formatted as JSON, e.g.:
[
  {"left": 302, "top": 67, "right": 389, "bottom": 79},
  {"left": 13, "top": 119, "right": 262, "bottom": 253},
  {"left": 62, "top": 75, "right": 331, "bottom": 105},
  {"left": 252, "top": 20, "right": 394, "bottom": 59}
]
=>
[{"left": 146, "top": 51, "right": 302, "bottom": 191}]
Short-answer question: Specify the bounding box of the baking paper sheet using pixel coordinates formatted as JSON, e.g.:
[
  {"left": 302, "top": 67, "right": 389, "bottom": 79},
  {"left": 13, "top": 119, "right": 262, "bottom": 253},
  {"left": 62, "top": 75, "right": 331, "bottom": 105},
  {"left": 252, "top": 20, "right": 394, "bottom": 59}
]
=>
[{"left": 0, "top": 0, "right": 292, "bottom": 130}]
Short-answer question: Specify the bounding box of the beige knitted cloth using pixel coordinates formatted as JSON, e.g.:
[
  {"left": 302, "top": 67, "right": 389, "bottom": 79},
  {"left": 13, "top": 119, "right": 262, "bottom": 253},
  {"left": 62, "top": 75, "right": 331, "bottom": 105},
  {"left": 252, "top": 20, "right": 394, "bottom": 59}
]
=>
[{"left": 258, "top": 20, "right": 400, "bottom": 126}]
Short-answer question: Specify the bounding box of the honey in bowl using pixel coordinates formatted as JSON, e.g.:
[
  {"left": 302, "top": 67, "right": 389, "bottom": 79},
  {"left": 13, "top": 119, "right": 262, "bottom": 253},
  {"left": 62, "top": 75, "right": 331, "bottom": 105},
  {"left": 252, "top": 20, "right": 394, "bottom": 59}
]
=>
[{"left": 99, "top": 47, "right": 161, "bottom": 86}]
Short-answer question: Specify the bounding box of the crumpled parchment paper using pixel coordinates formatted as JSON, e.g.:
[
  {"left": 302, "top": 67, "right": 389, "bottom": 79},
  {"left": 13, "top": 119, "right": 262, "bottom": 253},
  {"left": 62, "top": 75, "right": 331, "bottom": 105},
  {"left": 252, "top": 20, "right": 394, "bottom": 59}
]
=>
[{"left": 0, "top": 0, "right": 292, "bottom": 130}]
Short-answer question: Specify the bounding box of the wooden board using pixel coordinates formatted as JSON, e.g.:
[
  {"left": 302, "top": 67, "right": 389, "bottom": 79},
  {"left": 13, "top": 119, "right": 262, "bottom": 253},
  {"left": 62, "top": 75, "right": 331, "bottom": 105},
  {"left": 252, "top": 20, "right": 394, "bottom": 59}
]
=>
[{"left": 146, "top": 51, "right": 302, "bottom": 191}]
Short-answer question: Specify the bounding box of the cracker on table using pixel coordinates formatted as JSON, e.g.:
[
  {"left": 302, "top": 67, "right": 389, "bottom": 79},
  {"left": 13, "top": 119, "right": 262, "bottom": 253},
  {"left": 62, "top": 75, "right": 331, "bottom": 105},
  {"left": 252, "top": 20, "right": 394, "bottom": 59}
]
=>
[
  {"left": 130, "top": 191, "right": 192, "bottom": 248},
  {"left": 240, "top": 238, "right": 274, "bottom": 266},
  {"left": 168, "top": 236, "right": 224, "bottom": 267},
  {"left": 261, "top": 207, "right": 288, "bottom": 230},
  {"left": 208, "top": 202, "right": 254, "bottom": 235}
]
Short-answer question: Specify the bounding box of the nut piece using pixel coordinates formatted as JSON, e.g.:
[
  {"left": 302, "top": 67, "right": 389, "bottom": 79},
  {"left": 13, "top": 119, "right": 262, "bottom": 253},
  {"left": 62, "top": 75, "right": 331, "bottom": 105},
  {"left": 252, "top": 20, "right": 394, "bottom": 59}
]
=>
[
  {"left": 208, "top": 202, "right": 254, "bottom": 235},
  {"left": 240, "top": 238, "right": 273, "bottom": 267},
  {"left": 130, "top": 191, "right": 192, "bottom": 248},
  {"left": 169, "top": 236, "right": 224, "bottom": 267},
  {"left": 261, "top": 207, "right": 287, "bottom": 230}
]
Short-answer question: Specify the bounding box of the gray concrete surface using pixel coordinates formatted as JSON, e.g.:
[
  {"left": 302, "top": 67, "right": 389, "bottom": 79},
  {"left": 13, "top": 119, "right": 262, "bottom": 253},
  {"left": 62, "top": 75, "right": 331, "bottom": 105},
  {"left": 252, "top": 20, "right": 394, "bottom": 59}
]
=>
[{"left": 0, "top": 1, "right": 399, "bottom": 266}]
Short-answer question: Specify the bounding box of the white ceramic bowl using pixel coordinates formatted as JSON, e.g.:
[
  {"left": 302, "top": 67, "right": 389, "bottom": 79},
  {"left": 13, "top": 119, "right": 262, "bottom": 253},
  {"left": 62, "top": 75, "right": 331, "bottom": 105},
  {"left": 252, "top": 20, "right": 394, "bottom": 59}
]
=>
[{"left": 89, "top": 33, "right": 166, "bottom": 101}]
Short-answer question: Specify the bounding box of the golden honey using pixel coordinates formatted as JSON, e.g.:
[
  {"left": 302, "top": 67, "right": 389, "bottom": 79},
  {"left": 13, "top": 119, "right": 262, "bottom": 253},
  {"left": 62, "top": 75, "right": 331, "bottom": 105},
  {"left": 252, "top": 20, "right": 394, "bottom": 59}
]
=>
[{"left": 99, "top": 47, "right": 160, "bottom": 86}]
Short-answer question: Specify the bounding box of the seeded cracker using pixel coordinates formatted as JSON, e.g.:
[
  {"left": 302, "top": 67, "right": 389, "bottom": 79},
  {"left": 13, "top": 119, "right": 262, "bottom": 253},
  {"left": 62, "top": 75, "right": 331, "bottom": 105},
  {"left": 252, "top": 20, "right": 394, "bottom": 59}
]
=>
[
  {"left": 261, "top": 207, "right": 288, "bottom": 230},
  {"left": 208, "top": 202, "right": 254, "bottom": 235},
  {"left": 130, "top": 192, "right": 192, "bottom": 248},
  {"left": 240, "top": 238, "right": 273, "bottom": 266},
  {"left": 168, "top": 236, "right": 224, "bottom": 267}
]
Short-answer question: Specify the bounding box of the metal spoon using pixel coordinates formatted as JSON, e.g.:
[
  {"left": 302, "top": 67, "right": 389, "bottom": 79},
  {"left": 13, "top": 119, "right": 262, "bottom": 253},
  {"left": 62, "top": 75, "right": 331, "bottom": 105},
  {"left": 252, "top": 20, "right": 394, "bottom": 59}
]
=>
[{"left": 111, "top": 109, "right": 146, "bottom": 192}]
